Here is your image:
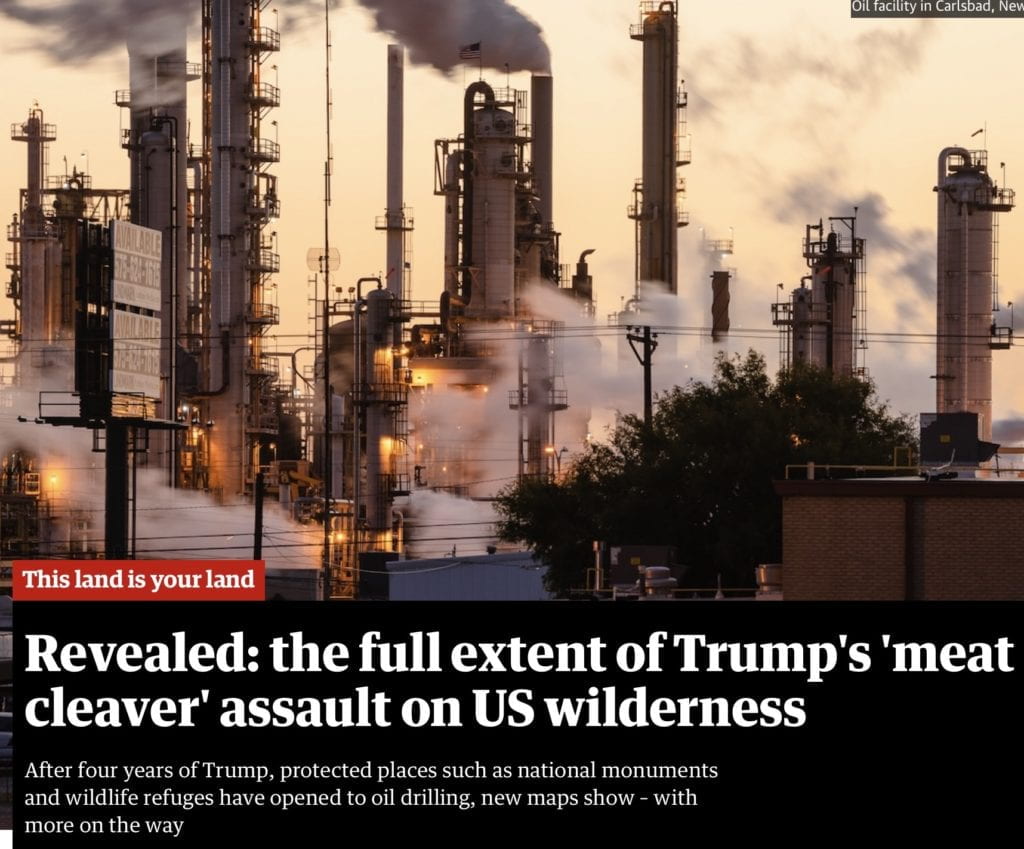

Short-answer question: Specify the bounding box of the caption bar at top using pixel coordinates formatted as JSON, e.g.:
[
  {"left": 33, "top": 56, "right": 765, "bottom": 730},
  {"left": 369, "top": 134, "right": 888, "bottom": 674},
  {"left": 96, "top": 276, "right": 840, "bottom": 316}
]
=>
[{"left": 852, "top": 0, "right": 1024, "bottom": 16}]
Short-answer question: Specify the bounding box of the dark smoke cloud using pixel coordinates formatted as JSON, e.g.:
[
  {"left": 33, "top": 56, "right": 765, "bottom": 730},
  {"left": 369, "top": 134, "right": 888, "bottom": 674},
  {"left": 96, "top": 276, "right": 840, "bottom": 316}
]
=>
[
  {"left": 1, "top": 0, "right": 550, "bottom": 74},
  {"left": 0, "top": 0, "right": 193, "bottom": 62},
  {"left": 772, "top": 172, "right": 935, "bottom": 301},
  {"left": 691, "top": 21, "right": 933, "bottom": 122},
  {"left": 993, "top": 419, "right": 1024, "bottom": 444},
  {"left": 354, "top": 0, "right": 550, "bottom": 73}
]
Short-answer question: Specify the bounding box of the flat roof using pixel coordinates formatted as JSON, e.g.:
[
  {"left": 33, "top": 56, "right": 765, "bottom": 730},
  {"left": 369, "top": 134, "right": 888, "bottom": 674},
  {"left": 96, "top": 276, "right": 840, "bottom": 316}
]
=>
[
  {"left": 387, "top": 551, "right": 541, "bottom": 573},
  {"left": 774, "top": 478, "right": 1024, "bottom": 498}
]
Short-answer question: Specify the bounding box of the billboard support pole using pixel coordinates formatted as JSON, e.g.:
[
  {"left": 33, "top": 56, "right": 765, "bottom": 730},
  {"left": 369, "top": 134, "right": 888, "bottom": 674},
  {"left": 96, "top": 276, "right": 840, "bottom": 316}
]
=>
[{"left": 104, "top": 419, "right": 130, "bottom": 559}]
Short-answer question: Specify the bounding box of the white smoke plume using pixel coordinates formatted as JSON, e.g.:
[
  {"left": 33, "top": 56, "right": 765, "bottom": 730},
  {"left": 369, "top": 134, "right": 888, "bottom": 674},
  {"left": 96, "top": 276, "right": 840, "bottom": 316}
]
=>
[
  {"left": 0, "top": 384, "right": 320, "bottom": 570},
  {"left": 354, "top": 0, "right": 550, "bottom": 74},
  {"left": 405, "top": 489, "right": 501, "bottom": 559}
]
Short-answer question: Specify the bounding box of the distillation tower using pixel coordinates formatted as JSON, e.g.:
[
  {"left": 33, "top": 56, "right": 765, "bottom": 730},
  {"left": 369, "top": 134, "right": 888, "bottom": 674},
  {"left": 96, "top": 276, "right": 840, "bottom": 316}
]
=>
[
  {"left": 407, "top": 75, "right": 578, "bottom": 489},
  {"left": 117, "top": 29, "right": 196, "bottom": 479},
  {"left": 200, "top": 0, "right": 282, "bottom": 498},
  {"left": 4, "top": 110, "right": 129, "bottom": 559},
  {"left": 627, "top": 0, "right": 689, "bottom": 294},
  {"left": 771, "top": 214, "right": 867, "bottom": 377},
  {"left": 7, "top": 112, "right": 129, "bottom": 385},
  {"left": 934, "top": 147, "right": 1014, "bottom": 443}
]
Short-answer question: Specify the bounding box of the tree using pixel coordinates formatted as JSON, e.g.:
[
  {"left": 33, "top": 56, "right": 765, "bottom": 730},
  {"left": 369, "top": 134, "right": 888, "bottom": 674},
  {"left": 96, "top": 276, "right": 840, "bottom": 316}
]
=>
[{"left": 494, "top": 351, "right": 916, "bottom": 596}]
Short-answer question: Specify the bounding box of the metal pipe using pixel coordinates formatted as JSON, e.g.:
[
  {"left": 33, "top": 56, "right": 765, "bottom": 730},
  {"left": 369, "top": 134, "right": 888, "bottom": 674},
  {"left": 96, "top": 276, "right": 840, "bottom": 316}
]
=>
[{"left": 192, "top": 329, "right": 231, "bottom": 396}]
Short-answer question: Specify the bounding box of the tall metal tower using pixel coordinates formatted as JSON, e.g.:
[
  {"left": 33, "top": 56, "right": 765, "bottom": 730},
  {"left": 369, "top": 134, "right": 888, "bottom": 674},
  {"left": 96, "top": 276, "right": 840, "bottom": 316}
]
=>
[
  {"left": 771, "top": 214, "right": 867, "bottom": 377},
  {"left": 628, "top": 0, "right": 689, "bottom": 294},
  {"left": 935, "top": 147, "right": 1014, "bottom": 443},
  {"left": 204, "top": 0, "right": 282, "bottom": 499}
]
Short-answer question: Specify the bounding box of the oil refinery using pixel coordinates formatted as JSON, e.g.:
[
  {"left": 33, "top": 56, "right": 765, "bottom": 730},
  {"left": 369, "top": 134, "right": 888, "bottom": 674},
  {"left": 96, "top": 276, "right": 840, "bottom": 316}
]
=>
[{"left": 1, "top": 0, "right": 1022, "bottom": 600}]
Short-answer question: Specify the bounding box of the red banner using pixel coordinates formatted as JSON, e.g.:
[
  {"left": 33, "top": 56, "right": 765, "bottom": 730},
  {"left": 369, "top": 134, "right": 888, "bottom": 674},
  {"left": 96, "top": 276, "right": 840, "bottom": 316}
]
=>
[{"left": 12, "top": 560, "right": 265, "bottom": 601}]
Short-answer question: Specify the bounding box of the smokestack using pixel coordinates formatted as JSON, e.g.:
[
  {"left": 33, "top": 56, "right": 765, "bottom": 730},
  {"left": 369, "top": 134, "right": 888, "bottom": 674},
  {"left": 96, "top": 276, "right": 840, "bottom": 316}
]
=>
[
  {"left": 531, "top": 73, "right": 553, "bottom": 225},
  {"left": 711, "top": 270, "right": 730, "bottom": 343},
  {"left": 385, "top": 44, "right": 404, "bottom": 298}
]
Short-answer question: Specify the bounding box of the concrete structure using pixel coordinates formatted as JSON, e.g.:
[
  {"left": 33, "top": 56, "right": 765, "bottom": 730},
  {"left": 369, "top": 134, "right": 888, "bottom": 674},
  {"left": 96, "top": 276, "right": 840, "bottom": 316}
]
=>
[{"left": 775, "top": 478, "right": 1024, "bottom": 600}]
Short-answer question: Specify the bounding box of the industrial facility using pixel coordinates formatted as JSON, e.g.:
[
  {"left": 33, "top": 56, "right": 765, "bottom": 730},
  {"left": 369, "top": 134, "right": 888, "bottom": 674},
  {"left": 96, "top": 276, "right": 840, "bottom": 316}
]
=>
[
  {"left": 772, "top": 212, "right": 868, "bottom": 376},
  {"left": 1, "top": 0, "right": 1022, "bottom": 599}
]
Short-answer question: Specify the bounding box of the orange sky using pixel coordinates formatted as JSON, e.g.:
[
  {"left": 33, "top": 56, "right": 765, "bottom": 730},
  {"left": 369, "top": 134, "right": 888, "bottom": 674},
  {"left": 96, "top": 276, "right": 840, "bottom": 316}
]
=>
[{"left": 2, "top": 0, "right": 1023, "bottom": 435}]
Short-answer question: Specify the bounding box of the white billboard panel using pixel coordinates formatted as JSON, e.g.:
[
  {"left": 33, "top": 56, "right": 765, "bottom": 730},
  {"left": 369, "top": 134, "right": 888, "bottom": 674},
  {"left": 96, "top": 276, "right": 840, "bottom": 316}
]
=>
[
  {"left": 111, "top": 220, "right": 161, "bottom": 312},
  {"left": 111, "top": 308, "right": 161, "bottom": 399}
]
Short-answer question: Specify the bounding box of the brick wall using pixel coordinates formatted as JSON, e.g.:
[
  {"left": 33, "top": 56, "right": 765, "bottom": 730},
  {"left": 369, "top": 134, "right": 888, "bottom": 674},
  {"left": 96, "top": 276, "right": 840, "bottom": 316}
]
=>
[
  {"left": 775, "top": 480, "right": 1024, "bottom": 600},
  {"left": 782, "top": 496, "right": 907, "bottom": 600}
]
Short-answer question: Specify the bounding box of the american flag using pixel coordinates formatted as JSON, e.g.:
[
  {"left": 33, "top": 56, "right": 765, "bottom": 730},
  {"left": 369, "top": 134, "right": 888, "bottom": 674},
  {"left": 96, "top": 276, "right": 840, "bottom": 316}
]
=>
[{"left": 459, "top": 42, "right": 481, "bottom": 60}]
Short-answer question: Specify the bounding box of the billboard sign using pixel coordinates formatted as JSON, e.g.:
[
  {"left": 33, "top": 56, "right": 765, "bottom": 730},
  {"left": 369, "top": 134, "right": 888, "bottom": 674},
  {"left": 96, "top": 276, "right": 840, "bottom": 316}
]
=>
[
  {"left": 111, "top": 221, "right": 161, "bottom": 311},
  {"left": 110, "top": 221, "right": 162, "bottom": 404},
  {"left": 110, "top": 309, "right": 161, "bottom": 399}
]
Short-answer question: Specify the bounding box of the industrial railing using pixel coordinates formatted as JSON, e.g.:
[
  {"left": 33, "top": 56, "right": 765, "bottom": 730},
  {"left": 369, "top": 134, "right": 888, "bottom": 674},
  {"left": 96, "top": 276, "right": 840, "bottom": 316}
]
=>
[
  {"left": 251, "top": 138, "right": 280, "bottom": 163},
  {"left": 989, "top": 325, "right": 1013, "bottom": 350},
  {"left": 351, "top": 382, "right": 409, "bottom": 405},
  {"left": 247, "top": 249, "right": 280, "bottom": 274},
  {"left": 249, "top": 26, "right": 280, "bottom": 52},
  {"left": 114, "top": 89, "right": 131, "bottom": 107},
  {"left": 246, "top": 302, "right": 280, "bottom": 325},
  {"left": 247, "top": 194, "right": 281, "bottom": 219},
  {"left": 10, "top": 121, "right": 56, "bottom": 141},
  {"left": 246, "top": 353, "right": 280, "bottom": 379},
  {"left": 383, "top": 472, "right": 411, "bottom": 498},
  {"left": 373, "top": 209, "right": 415, "bottom": 231},
  {"left": 249, "top": 82, "right": 280, "bottom": 109},
  {"left": 783, "top": 462, "right": 919, "bottom": 480},
  {"left": 507, "top": 388, "right": 568, "bottom": 411},
  {"left": 977, "top": 186, "right": 1015, "bottom": 211}
]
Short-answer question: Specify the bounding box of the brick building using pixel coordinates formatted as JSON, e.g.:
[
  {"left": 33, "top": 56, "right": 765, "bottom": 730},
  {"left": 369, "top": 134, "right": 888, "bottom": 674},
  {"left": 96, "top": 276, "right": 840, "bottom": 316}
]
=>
[{"left": 774, "top": 479, "right": 1024, "bottom": 600}]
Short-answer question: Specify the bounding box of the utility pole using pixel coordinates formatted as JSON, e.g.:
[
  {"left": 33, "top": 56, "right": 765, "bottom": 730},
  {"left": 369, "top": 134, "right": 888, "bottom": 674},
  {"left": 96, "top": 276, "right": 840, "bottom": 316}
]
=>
[
  {"left": 627, "top": 325, "right": 658, "bottom": 428},
  {"left": 321, "top": 291, "right": 332, "bottom": 602},
  {"left": 253, "top": 470, "right": 264, "bottom": 560},
  {"left": 321, "top": 0, "right": 334, "bottom": 602}
]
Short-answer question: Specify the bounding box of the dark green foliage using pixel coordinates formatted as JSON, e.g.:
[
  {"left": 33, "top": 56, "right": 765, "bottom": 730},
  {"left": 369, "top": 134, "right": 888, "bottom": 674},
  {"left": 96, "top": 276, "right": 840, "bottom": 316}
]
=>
[{"left": 494, "top": 351, "right": 916, "bottom": 596}]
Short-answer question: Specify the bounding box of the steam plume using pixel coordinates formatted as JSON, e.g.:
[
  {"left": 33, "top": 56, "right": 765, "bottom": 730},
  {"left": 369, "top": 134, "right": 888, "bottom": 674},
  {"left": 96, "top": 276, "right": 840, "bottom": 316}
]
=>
[
  {"left": 355, "top": 0, "right": 550, "bottom": 73},
  {"left": 0, "top": 0, "right": 192, "bottom": 62}
]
